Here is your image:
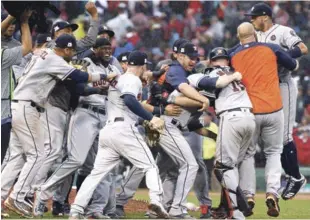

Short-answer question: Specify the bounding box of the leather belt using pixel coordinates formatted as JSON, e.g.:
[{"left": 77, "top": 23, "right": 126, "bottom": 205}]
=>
[
  {"left": 217, "top": 107, "right": 252, "bottom": 117},
  {"left": 171, "top": 118, "right": 183, "bottom": 131},
  {"left": 12, "top": 100, "right": 45, "bottom": 113},
  {"left": 81, "top": 104, "right": 105, "bottom": 115},
  {"left": 114, "top": 117, "right": 124, "bottom": 122}
]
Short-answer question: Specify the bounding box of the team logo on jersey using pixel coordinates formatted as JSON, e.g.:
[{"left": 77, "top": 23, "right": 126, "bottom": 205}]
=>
[
  {"left": 290, "top": 30, "right": 296, "bottom": 36},
  {"left": 270, "top": 35, "right": 276, "bottom": 41}
]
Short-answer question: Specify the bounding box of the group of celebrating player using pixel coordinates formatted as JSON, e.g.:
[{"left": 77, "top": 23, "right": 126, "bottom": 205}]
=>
[{"left": 1, "top": 2, "right": 308, "bottom": 220}]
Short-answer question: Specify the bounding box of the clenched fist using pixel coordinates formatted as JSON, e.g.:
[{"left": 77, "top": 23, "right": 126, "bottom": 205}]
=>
[{"left": 85, "top": 2, "right": 98, "bottom": 19}]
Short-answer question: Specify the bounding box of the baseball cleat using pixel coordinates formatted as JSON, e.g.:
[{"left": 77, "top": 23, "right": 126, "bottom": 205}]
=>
[
  {"left": 86, "top": 212, "right": 110, "bottom": 219},
  {"left": 200, "top": 205, "right": 212, "bottom": 219},
  {"left": 148, "top": 203, "right": 169, "bottom": 219},
  {"left": 63, "top": 202, "right": 71, "bottom": 216},
  {"left": 1, "top": 199, "right": 10, "bottom": 218},
  {"left": 170, "top": 213, "right": 195, "bottom": 219},
  {"left": 266, "top": 194, "right": 280, "bottom": 217},
  {"left": 4, "top": 197, "right": 33, "bottom": 218},
  {"left": 52, "top": 200, "right": 64, "bottom": 216},
  {"left": 114, "top": 205, "right": 125, "bottom": 218},
  {"left": 243, "top": 197, "right": 255, "bottom": 217},
  {"left": 33, "top": 197, "right": 46, "bottom": 217},
  {"left": 281, "top": 174, "right": 307, "bottom": 200},
  {"left": 69, "top": 212, "right": 85, "bottom": 219}
]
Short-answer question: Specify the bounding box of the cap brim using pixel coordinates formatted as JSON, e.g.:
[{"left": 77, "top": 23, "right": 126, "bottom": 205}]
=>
[
  {"left": 98, "top": 30, "right": 115, "bottom": 38},
  {"left": 69, "top": 24, "right": 79, "bottom": 32},
  {"left": 187, "top": 53, "right": 199, "bottom": 59},
  {"left": 146, "top": 61, "right": 152, "bottom": 65}
]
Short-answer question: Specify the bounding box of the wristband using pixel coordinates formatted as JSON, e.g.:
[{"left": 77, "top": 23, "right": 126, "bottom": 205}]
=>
[{"left": 152, "top": 106, "right": 161, "bottom": 115}]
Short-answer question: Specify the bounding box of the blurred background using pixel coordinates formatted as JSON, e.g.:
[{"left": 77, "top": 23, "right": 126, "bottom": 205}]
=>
[{"left": 2, "top": 0, "right": 310, "bottom": 191}]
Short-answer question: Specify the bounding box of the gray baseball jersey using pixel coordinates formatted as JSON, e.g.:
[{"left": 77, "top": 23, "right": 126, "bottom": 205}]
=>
[
  {"left": 198, "top": 69, "right": 252, "bottom": 113},
  {"left": 79, "top": 58, "right": 121, "bottom": 106},
  {"left": 13, "top": 49, "right": 75, "bottom": 107},
  {"left": 106, "top": 73, "right": 142, "bottom": 124},
  {"left": 256, "top": 24, "right": 301, "bottom": 82},
  {"left": 1, "top": 47, "right": 23, "bottom": 120}
]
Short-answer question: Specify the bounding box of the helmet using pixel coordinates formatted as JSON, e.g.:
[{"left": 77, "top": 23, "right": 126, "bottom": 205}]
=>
[{"left": 209, "top": 47, "right": 229, "bottom": 61}]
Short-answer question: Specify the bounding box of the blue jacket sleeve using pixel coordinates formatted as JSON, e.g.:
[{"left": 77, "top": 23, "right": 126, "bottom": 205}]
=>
[
  {"left": 123, "top": 94, "right": 153, "bottom": 121},
  {"left": 166, "top": 66, "right": 189, "bottom": 90},
  {"left": 75, "top": 83, "right": 102, "bottom": 96},
  {"left": 197, "top": 76, "right": 218, "bottom": 90},
  {"left": 67, "top": 69, "right": 89, "bottom": 83},
  {"left": 266, "top": 43, "right": 298, "bottom": 71}
]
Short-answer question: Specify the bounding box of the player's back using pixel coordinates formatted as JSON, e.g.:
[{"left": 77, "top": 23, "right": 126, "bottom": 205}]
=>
[
  {"left": 106, "top": 73, "right": 142, "bottom": 125},
  {"left": 14, "top": 48, "right": 74, "bottom": 107},
  {"left": 256, "top": 24, "right": 302, "bottom": 81},
  {"left": 230, "top": 42, "right": 282, "bottom": 114},
  {"left": 205, "top": 68, "right": 252, "bottom": 114}
]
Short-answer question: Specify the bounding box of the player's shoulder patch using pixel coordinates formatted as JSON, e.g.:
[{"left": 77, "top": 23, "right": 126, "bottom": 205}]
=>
[
  {"left": 270, "top": 35, "right": 276, "bottom": 41},
  {"left": 290, "top": 30, "right": 296, "bottom": 36}
]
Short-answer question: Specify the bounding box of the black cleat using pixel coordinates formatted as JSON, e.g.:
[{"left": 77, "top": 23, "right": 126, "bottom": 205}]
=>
[{"left": 281, "top": 175, "right": 307, "bottom": 200}]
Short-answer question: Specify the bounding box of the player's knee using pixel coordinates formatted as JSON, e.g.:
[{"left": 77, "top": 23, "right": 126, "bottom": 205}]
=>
[{"left": 214, "top": 161, "right": 234, "bottom": 183}]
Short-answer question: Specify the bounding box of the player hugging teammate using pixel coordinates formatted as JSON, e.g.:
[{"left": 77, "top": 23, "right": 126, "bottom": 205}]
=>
[{"left": 1, "top": 1, "right": 308, "bottom": 220}]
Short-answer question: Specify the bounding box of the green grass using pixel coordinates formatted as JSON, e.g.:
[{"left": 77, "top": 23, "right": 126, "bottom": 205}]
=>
[{"left": 5, "top": 190, "right": 310, "bottom": 219}]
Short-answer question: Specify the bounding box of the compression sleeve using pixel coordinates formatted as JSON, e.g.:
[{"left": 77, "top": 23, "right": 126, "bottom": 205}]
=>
[{"left": 123, "top": 94, "right": 153, "bottom": 121}]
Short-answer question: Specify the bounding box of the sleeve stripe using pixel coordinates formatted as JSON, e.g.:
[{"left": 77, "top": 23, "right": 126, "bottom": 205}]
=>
[{"left": 61, "top": 68, "right": 76, "bottom": 81}]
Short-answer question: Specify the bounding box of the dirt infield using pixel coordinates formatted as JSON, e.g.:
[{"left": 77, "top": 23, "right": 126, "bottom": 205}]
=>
[{"left": 47, "top": 189, "right": 150, "bottom": 211}]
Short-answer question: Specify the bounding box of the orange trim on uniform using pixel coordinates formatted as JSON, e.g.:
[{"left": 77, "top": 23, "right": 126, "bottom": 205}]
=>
[{"left": 231, "top": 45, "right": 283, "bottom": 114}]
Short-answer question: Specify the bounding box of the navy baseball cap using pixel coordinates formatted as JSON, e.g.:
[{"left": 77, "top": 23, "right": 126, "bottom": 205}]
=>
[
  {"left": 36, "top": 33, "right": 52, "bottom": 45},
  {"left": 128, "top": 51, "right": 151, "bottom": 66},
  {"left": 209, "top": 47, "right": 229, "bottom": 61},
  {"left": 245, "top": 3, "right": 272, "bottom": 17},
  {"left": 51, "top": 21, "right": 78, "bottom": 37},
  {"left": 117, "top": 52, "right": 131, "bottom": 62},
  {"left": 93, "top": 38, "right": 111, "bottom": 48},
  {"left": 172, "top": 38, "right": 188, "bottom": 53},
  {"left": 55, "top": 34, "right": 77, "bottom": 49},
  {"left": 98, "top": 26, "right": 115, "bottom": 38},
  {"left": 178, "top": 42, "right": 199, "bottom": 58}
]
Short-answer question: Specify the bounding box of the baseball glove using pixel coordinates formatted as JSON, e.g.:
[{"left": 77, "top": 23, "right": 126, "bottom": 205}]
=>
[
  {"left": 70, "top": 59, "right": 90, "bottom": 72},
  {"left": 143, "top": 120, "right": 161, "bottom": 148}
]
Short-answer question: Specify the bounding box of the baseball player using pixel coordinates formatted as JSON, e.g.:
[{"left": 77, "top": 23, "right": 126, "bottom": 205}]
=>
[
  {"left": 117, "top": 51, "right": 131, "bottom": 72},
  {"left": 1, "top": 10, "right": 32, "bottom": 164},
  {"left": 33, "top": 38, "right": 119, "bottom": 217},
  {"left": 28, "top": 2, "right": 99, "bottom": 212},
  {"left": 2, "top": 34, "right": 107, "bottom": 218},
  {"left": 193, "top": 47, "right": 256, "bottom": 219},
  {"left": 1, "top": 13, "right": 21, "bottom": 49},
  {"left": 230, "top": 22, "right": 299, "bottom": 217},
  {"left": 1, "top": 10, "right": 33, "bottom": 219},
  {"left": 245, "top": 2, "right": 308, "bottom": 200},
  {"left": 69, "top": 51, "right": 169, "bottom": 219}
]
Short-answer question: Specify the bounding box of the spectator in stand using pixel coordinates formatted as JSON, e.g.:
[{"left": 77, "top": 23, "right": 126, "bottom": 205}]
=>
[{"left": 106, "top": 2, "right": 133, "bottom": 42}]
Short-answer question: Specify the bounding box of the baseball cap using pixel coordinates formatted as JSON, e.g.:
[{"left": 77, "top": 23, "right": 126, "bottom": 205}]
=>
[
  {"left": 178, "top": 42, "right": 199, "bottom": 59},
  {"left": 55, "top": 34, "right": 77, "bottom": 49},
  {"left": 35, "top": 33, "right": 52, "bottom": 45},
  {"left": 245, "top": 3, "right": 272, "bottom": 17},
  {"left": 51, "top": 21, "right": 79, "bottom": 37},
  {"left": 172, "top": 38, "right": 188, "bottom": 53},
  {"left": 117, "top": 52, "right": 131, "bottom": 62},
  {"left": 98, "top": 26, "right": 115, "bottom": 38},
  {"left": 128, "top": 51, "right": 151, "bottom": 66},
  {"left": 93, "top": 38, "right": 111, "bottom": 48},
  {"left": 209, "top": 47, "right": 229, "bottom": 61}
]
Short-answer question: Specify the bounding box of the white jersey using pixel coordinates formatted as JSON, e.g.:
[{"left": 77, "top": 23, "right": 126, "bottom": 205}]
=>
[
  {"left": 204, "top": 67, "right": 252, "bottom": 114},
  {"left": 79, "top": 57, "right": 122, "bottom": 107},
  {"left": 256, "top": 24, "right": 302, "bottom": 81},
  {"left": 106, "top": 73, "right": 142, "bottom": 125},
  {"left": 13, "top": 49, "right": 75, "bottom": 107}
]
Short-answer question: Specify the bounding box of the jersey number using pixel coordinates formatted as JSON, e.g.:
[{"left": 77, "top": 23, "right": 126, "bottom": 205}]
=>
[{"left": 231, "top": 81, "right": 245, "bottom": 92}]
